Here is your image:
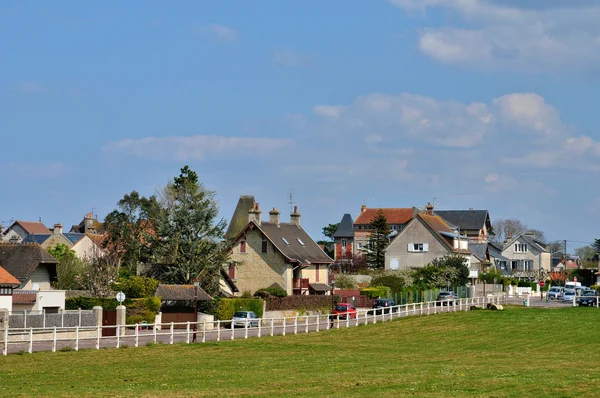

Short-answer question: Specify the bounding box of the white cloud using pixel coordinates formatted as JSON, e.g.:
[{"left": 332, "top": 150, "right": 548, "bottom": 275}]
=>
[
  {"left": 390, "top": 0, "right": 600, "bottom": 72},
  {"left": 365, "top": 134, "right": 383, "bottom": 145},
  {"left": 273, "top": 50, "right": 312, "bottom": 68},
  {"left": 202, "top": 24, "right": 238, "bottom": 42},
  {"left": 103, "top": 135, "right": 294, "bottom": 161},
  {"left": 15, "top": 82, "right": 42, "bottom": 93}
]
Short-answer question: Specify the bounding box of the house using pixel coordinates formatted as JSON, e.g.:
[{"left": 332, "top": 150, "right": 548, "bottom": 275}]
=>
[
  {"left": 353, "top": 205, "right": 420, "bottom": 255},
  {"left": 228, "top": 198, "right": 333, "bottom": 296},
  {"left": 1, "top": 220, "right": 51, "bottom": 243},
  {"left": 0, "top": 266, "right": 21, "bottom": 311},
  {"left": 0, "top": 244, "right": 65, "bottom": 312},
  {"left": 469, "top": 243, "right": 491, "bottom": 276},
  {"left": 384, "top": 206, "right": 470, "bottom": 271},
  {"left": 434, "top": 209, "right": 492, "bottom": 243},
  {"left": 332, "top": 214, "right": 354, "bottom": 261},
  {"left": 501, "top": 232, "right": 551, "bottom": 277},
  {"left": 22, "top": 224, "right": 105, "bottom": 259},
  {"left": 219, "top": 268, "right": 239, "bottom": 297},
  {"left": 69, "top": 212, "right": 104, "bottom": 234},
  {"left": 489, "top": 241, "right": 510, "bottom": 275}
]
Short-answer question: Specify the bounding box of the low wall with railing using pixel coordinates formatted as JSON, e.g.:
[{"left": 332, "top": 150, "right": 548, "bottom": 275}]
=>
[
  {"left": 8, "top": 309, "right": 97, "bottom": 329},
  {"left": 2, "top": 296, "right": 507, "bottom": 356}
]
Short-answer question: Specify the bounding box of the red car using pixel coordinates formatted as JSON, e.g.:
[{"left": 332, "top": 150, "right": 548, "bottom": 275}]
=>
[{"left": 331, "top": 303, "right": 357, "bottom": 320}]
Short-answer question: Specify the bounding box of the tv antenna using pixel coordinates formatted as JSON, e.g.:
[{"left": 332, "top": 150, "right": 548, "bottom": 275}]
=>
[
  {"left": 363, "top": 196, "right": 369, "bottom": 206},
  {"left": 288, "top": 191, "right": 296, "bottom": 214}
]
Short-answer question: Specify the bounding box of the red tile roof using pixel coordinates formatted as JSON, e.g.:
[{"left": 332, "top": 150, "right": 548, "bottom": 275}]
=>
[
  {"left": 0, "top": 266, "right": 20, "bottom": 285},
  {"left": 354, "top": 208, "right": 415, "bottom": 225},
  {"left": 14, "top": 221, "right": 51, "bottom": 235},
  {"left": 12, "top": 292, "right": 37, "bottom": 304}
]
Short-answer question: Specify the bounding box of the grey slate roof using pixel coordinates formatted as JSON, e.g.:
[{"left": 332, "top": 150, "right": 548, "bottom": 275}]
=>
[
  {"left": 470, "top": 243, "right": 488, "bottom": 262},
  {"left": 257, "top": 222, "right": 334, "bottom": 264},
  {"left": 225, "top": 196, "right": 256, "bottom": 239},
  {"left": 505, "top": 234, "right": 548, "bottom": 253},
  {"left": 488, "top": 242, "right": 509, "bottom": 262},
  {"left": 332, "top": 214, "right": 354, "bottom": 238},
  {"left": 0, "top": 244, "right": 57, "bottom": 283},
  {"left": 435, "top": 210, "right": 491, "bottom": 231},
  {"left": 155, "top": 284, "right": 212, "bottom": 301},
  {"left": 21, "top": 234, "right": 50, "bottom": 244}
]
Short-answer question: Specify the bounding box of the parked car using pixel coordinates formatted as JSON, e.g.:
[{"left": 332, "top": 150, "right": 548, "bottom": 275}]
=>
[
  {"left": 436, "top": 292, "right": 457, "bottom": 306},
  {"left": 331, "top": 303, "right": 357, "bottom": 320},
  {"left": 576, "top": 290, "right": 598, "bottom": 307},
  {"left": 232, "top": 311, "right": 260, "bottom": 328},
  {"left": 575, "top": 287, "right": 588, "bottom": 297},
  {"left": 547, "top": 286, "right": 564, "bottom": 300},
  {"left": 371, "top": 298, "right": 397, "bottom": 315},
  {"left": 562, "top": 289, "right": 577, "bottom": 303}
]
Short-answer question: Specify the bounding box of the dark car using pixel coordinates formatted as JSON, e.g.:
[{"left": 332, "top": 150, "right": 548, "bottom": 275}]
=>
[
  {"left": 371, "top": 298, "right": 397, "bottom": 315},
  {"left": 576, "top": 290, "right": 598, "bottom": 307},
  {"left": 436, "top": 291, "right": 457, "bottom": 306}
]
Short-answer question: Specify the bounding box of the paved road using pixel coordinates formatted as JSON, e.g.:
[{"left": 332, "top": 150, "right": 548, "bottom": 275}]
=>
[{"left": 4, "top": 303, "right": 469, "bottom": 355}]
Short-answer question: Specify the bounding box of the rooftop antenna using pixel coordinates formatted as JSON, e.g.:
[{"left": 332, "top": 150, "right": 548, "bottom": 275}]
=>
[
  {"left": 288, "top": 191, "right": 296, "bottom": 214},
  {"left": 363, "top": 196, "right": 369, "bottom": 206},
  {"left": 92, "top": 207, "right": 96, "bottom": 219},
  {"left": 432, "top": 197, "right": 440, "bottom": 208}
]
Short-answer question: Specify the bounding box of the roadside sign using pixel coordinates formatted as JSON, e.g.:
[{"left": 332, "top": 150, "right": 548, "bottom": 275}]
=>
[
  {"left": 539, "top": 280, "right": 545, "bottom": 288},
  {"left": 116, "top": 291, "right": 126, "bottom": 304}
]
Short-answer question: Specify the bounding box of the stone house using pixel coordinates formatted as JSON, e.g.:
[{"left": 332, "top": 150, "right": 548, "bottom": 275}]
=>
[
  {"left": 22, "top": 223, "right": 105, "bottom": 259},
  {"left": 434, "top": 209, "right": 492, "bottom": 243},
  {"left": 332, "top": 213, "right": 354, "bottom": 261},
  {"left": 353, "top": 205, "right": 420, "bottom": 255},
  {"left": 69, "top": 212, "right": 105, "bottom": 234},
  {"left": 1, "top": 220, "right": 51, "bottom": 243},
  {"left": 227, "top": 198, "right": 333, "bottom": 296},
  {"left": 384, "top": 210, "right": 470, "bottom": 271},
  {"left": 501, "top": 232, "right": 551, "bottom": 277}
]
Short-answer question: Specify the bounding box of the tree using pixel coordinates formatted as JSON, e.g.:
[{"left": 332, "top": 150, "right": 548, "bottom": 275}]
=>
[
  {"left": 420, "top": 254, "right": 470, "bottom": 288},
  {"left": 490, "top": 219, "right": 527, "bottom": 244},
  {"left": 370, "top": 271, "right": 413, "bottom": 293},
  {"left": 592, "top": 239, "right": 600, "bottom": 253},
  {"left": 148, "top": 166, "right": 232, "bottom": 295},
  {"left": 76, "top": 252, "right": 120, "bottom": 297},
  {"left": 48, "top": 243, "right": 85, "bottom": 290},
  {"left": 103, "top": 191, "right": 160, "bottom": 271},
  {"left": 322, "top": 223, "right": 339, "bottom": 241},
  {"left": 365, "top": 210, "right": 390, "bottom": 269},
  {"left": 547, "top": 240, "right": 564, "bottom": 253}
]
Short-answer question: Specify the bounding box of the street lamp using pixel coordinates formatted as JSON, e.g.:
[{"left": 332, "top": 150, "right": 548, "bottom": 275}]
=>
[
  {"left": 192, "top": 277, "right": 199, "bottom": 342},
  {"left": 419, "top": 275, "right": 424, "bottom": 302}
]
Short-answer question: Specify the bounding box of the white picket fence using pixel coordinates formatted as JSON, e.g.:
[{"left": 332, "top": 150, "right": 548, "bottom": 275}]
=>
[{"left": 2, "top": 296, "right": 506, "bottom": 356}]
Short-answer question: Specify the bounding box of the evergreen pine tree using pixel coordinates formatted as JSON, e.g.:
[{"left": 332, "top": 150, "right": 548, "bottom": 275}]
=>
[{"left": 366, "top": 210, "right": 390, "bottom": 269}]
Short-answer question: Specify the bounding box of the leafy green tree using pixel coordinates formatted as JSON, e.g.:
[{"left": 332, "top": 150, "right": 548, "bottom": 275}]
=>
[
  {"left": 103, "top": 191, "right": 160, "bottom": 271},
  {"left": 48, "top": 244, "right": 85, "bottom": 290},
  {"left": 114, "top": 276, "right": 159, "bottom": 298},
  {"left": 370, "top": 271, "right": 413, "bottom": 293},
  {"left": 420, "top": 254, "right": 469, "bottom": 288},
  {"left": 592, "top": 239, "right": 600, "bottom": 254},
  {"left": 322, "top": 223, "right": 339, "bottom": 241},
  {"left": 148, "top": 166, "right": 232, "bottom": 295},
  {"left": 365, "top": 210, "right": 390, "bottom": 269}
]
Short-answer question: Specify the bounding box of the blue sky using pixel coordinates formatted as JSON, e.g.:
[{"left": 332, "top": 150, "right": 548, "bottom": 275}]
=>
[{"left": 1, "top": 0, "right": 599, "bottom": 249}]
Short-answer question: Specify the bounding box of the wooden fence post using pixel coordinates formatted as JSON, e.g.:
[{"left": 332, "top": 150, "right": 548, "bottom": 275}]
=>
[{"left": 75, "top": 326, "right": 79, "bottom": 351}]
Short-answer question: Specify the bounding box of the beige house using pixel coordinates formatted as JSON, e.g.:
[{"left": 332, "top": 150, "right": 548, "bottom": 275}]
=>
[
  {"left": 22, "top": 224, "right": 105, "bottom": 260},
  {"left": 501, "top": 232, "right": 551, "bottom": 276},
  {"left": 385, "top": 211, "right": 470, "bottom": 271},
  {"left": 1, "top": 220, "right": 51, "bottom": 243},
  {"left": 227, "top": 198, "right": 333, "bottom": 296}
]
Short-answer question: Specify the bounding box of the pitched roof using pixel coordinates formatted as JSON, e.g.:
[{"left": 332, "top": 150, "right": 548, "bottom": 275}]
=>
[
  {"left": 155, "top": 284, "right": 212, "bottom": 301},
  {"left": 63, "top": 233, "right": 85, "bottom": 245},
  {"left": 470, "top": 243, "right": 488, "bottom": 262},
  {"left": 239, "top": 221, "right": 333, "bottom": 264},
  {"left": 417, "top": 214, "right": 470, "bottom": 254},
  {"left": 332, "top": 214, "right": 354, "bottom": 238},
  {"left": 488, "top": 243, "right": 509, "bottom": 262},
  {"left": 434, "top": 210, "right": 491, "bottom": 231},
  {"left": 354, "top": 208, "right": 415, "bottom": 226},
  {"left": 0, "top": 265, "right": 20, "bottom": 285},
  {"left": 69, "top": 215, "right": 105, "bottom": 234},
  {"left": 10, "top": 221, "right": 51, "bottom": 235},
  {"left": 12, "top": 291, "right": 37, "bottom": 304},
  {"left": 225, "top": 196, "right": 256, "bottom": 239},
  {"left": 21, "top": 234, "right": 51, "bottom": 244},
  {"left": 0, "top": 244, "right": 58, "bottom": 283},
  {"left": 504, "top": 234, "right": 549, "bottom": 253}
]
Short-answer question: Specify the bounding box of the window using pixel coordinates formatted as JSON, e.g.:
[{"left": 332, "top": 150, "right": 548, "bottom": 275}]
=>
[
  {"left": 240, "top": 241, "right": 247, "bottom": 253},
  {"left": 524, "top": 260, "right": 533, "bottom": 271},
  {"left": 297, "top": 238, "right": 305, "bottom": 246},
  {"left": 390, "top": 258, "right": 399, "bottom": 270},
  {"left": 342, "top": 239, "right": 347, "bottom": 249},
  {"left": 282, "top": 237, "right": 290, "bottom": 245},
  {"left": 515, "top": 243, "right": 528, "bottom": 253},
  {"left": 408, "top": 243, "right": 429, "bottom": 252},
  {"left": 229, "top": 263, "right": 236, "bottom": 279},
  {"left": 261, "top": 240, "right": 268, "bottom": 253},
  {"left": 391, "top": 225, "right": 397, "bottom": 230},
  {"left": 0, "top": 287, "right": 12, "bottom": 295},
  {"left": 398, "top": 225, "right": 404, "bottom": 231},
  {"left": 358, "top": 242, "right": 363, "bottom": 249},
  {"left": 511, "top": 260, "right": 519, "bottom": 270}
]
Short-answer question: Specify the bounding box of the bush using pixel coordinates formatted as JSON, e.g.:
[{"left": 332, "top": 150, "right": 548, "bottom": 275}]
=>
[
  {"left": 114, "top": 276, "right": 159, "bottom": 299},
  {"left": 66, "top": 296, "right": 124, "bottom": 310},
  {"left": 126, "top": 297, "right": 161, "bottom": 324},
  {"left": 517, "top": 281, "right": 531, "bottom": 287},
  {"left": 209, "top": 298, "right": 264, "bottom": 320},
  {"left": 333, "top": 274, "right": 356, "bottom": 290},
  {"left": 265, "top": 295, "right": 332, "bottom": 311},
  {"left": 370, "top": 271, "right": 412, "bottom": 293},
  {"left": 360, "top": 286, "right": 391, "bottom": 299},
  {"left": 255, "top": 286, "right": 287, "bottom": 298}
]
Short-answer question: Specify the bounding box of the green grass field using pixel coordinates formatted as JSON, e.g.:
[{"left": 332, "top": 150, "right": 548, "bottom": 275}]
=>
[{"left": 2, "top": 306, "right": 599, "bottom": 397}]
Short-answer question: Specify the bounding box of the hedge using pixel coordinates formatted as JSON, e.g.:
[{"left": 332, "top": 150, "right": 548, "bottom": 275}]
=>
[
  {"left": 265, "top": 295, "right": 332, "bottom": 312},
  {"left": 212, "top": 298, "right": 264, "bottom": 320},
  {"left": 360, "top": 286, "right": 391, "bottom": 299},
  {"left": 65, "top": 296, "right": 161, "bottom": 325}
]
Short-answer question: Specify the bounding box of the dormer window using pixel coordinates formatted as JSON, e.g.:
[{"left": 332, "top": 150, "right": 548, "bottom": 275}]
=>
[
  {"left": 297, "top": 238, "right": 305, "bottom": 246},
  {"left": 515, "top": 243, "right": 528, "bottom": 253},
  {"left": 282, "top": 237, "right": 289, "bottom": 245}
]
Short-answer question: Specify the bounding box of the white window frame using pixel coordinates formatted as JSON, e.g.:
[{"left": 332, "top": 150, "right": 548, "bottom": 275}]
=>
[
  {"left": 515, "top": 243, "right": 528, "bottom": 253},
  {"left": 408, "top": 243, "right": 429, "bottom": 253}
]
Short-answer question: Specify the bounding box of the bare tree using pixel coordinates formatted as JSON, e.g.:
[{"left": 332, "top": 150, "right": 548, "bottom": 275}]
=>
[{"left": 491, "top": 219, "right": 528, "bottom": 244}]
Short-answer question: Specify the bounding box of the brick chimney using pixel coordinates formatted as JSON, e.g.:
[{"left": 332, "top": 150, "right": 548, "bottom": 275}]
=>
[
  {"left": 248, "top": 203, "right": 262, "bottom": 226},
  {"left": 361, "top": 205, "right": 367, "bottom": 212},
  {"left": 425, "top": 202, "right": 434, "bottom": 216},
  {"left": 53, "top": 224, "right": 63, "bottom": 235},
  {"left": 84, "top": 212, "right": 95, "bottom": 233},
  {"left": 269, "top": 207, "right": 280, "bottom": 225},
  {"left": 290, "top": 206, "right": 301, "bottom": 227}
]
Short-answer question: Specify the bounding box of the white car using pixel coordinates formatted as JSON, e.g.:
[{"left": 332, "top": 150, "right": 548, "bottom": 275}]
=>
[
  {"left": 547, "top": 286, "right": 564, "bottom": 300},
  {"left": 562, "top": 289, "right": 577, "bottom": 302},
  {"left": 232, "top": 311, "right": 260, "bottom": 328}
]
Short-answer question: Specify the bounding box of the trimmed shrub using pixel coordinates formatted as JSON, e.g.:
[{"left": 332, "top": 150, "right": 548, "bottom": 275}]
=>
[
  {"left": 212, "top": 298, "right": 264, "bottom": 320},
  {"left": 126, "top": 297, "right": 161, "bottom": 324},
  {"left": 115, "top": 276, "right": 159, "bottom": 299},
  {"left": 517, "top": 281, "right": 531, "bottom": 288},
  {"left": 66, "top": 296, "right": 124, "bottom": 310},
  {"left": 255, "top": 286, "right": 288, "bottom": 298},
  {"left": 360, "top": 286, "right": 391, "bottom": 299},
  {"left": 370, "top": 271, "right": 412, "bottom": 293},
  {"left": 265, "top": 295, "right": 332, "bottom": 312}
]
